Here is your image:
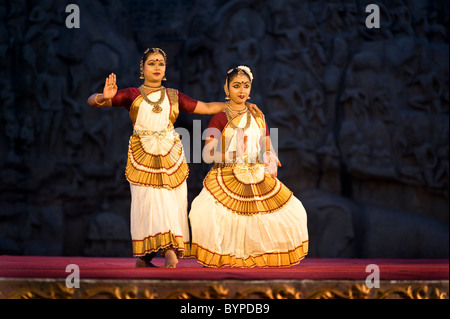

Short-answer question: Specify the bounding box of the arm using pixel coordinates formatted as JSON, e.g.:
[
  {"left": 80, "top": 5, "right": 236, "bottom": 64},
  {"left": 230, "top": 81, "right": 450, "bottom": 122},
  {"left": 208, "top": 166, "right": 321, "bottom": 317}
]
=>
[
  {"left": 87, "top": 73, "right": 117, "bottom": 108},
  {"left": 203, "top": 137, "right": 226, "bottom": 164},
  {"left": 193, "top": 101, "right": 263, "bottom": 115},
  {"left": 203, "top": 136, "right": 246, "bottom": 164},
  {"left": 203, "top": 114, "right": 227, "bottom": 163},
  {"left": 203, "top": 127, "right": 248, "bottom": 164},
  {"left": 194, "top": 101, "right": 226, "bottom": 115},
  {"left": 87, "top": 93, "right": 112, "bottom": 107}
]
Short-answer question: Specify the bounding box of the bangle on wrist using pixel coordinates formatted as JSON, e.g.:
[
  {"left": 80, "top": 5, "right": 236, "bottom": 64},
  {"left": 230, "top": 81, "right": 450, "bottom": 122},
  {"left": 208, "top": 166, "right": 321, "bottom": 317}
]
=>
[{"left": 95, "top": 94, "right": 107, "bottom": 105}]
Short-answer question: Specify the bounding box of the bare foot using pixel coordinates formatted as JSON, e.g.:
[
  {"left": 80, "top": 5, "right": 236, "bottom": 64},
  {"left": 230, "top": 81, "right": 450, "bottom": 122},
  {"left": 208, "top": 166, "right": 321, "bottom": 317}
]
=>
[
  {"left": 135, "top": 257, "right": 157, "bottom": 268},
  {"left": 163, "top": 250, "right": 178, "bottom": 268}
]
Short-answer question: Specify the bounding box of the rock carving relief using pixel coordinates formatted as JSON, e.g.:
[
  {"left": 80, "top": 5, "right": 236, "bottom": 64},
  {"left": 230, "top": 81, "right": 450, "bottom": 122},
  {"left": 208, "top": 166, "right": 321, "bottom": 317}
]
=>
[{"left": 0, "top": 0, "right": 448, "bottom": 258}]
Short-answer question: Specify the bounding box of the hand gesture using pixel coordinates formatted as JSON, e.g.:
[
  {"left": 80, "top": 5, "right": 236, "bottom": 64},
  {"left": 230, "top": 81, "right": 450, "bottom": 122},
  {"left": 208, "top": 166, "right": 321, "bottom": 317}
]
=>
[
  {"left": 102, "top": 73, "right": 118, "bottom": 100},
  {"left": 264, "top": 151, "right": 281, "bottom": 178},
  {"left": 245, "top": 102, "right": 263, "bottom": 116}
]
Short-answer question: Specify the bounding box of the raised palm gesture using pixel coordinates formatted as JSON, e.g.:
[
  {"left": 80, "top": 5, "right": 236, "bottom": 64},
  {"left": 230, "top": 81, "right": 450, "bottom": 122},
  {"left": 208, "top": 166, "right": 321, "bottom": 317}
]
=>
[{"left": 103, "top": 73, "right": 118, "bottom": 100}]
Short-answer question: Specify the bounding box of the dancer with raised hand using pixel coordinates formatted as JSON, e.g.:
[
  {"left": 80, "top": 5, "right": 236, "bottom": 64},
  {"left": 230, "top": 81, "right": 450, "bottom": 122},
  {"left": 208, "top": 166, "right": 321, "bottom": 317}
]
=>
[{"left": 88, "top": 49, "right": 260, "bottom": 268}]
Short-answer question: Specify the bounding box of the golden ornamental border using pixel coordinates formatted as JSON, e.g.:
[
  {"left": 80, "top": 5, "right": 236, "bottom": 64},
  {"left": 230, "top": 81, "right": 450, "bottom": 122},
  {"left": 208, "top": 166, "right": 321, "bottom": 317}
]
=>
[{"left": 2, "top": 281, "right": 448, "bottom": 300}]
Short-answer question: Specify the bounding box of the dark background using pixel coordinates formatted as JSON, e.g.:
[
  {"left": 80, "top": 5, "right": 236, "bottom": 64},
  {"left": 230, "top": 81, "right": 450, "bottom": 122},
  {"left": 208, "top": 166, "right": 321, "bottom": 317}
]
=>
[{"left": 0, "top": 0, "right": 448, "bottom": 258}]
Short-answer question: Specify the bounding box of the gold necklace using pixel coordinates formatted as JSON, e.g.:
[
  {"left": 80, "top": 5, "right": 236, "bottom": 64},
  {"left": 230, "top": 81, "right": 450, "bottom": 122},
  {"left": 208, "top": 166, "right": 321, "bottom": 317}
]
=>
[
  {"left": 142, "top": 83, "right": 162, "bottom": 89},
  {"left": 225, "top": 105, "right": 251, "bottom": 131},
  {"left": 139, "top": 86, "right": 165, "bottom": 113},
  {"left": 227, "top": 101, "right": 247, "bottom": 114}
]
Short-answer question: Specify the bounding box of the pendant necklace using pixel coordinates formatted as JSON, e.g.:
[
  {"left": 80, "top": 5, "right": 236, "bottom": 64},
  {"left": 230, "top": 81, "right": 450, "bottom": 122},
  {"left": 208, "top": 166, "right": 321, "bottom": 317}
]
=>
[
  {"left": 139, "top": 86, "right": 165, "bottom": 113},
  {"left": 225, "top": 102, "right": 251, "bottom": 131}
]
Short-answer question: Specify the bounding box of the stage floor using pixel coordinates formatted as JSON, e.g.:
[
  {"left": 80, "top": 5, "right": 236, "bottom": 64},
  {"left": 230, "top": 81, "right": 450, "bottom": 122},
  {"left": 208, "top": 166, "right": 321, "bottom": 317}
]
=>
[{"left": 0, "top": 256, "right": 448, "bottom": 299}]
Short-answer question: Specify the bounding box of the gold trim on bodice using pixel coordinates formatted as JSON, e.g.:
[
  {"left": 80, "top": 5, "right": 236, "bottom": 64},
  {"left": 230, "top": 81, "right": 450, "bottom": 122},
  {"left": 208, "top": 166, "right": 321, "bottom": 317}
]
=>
[
  {"left": 125, "top": 88, "right": 188, "bottom": 189},
  {"left": 129, "top": 88, "right": 179, "bottom": 126}
]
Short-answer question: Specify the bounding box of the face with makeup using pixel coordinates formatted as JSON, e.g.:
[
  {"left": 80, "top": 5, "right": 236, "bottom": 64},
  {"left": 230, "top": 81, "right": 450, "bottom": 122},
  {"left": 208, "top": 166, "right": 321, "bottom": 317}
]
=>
[
  {"left": 226, "top": 70, "right": 252, "bottom": 105},
  {"left": 142, "top": 52, "right": 166, "bottom": 86}
]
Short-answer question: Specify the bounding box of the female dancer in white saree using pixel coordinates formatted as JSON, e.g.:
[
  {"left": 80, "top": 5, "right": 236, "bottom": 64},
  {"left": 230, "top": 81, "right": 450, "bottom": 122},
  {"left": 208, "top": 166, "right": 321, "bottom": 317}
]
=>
[
  {"left": 189, "top": 66, "right": 309, "bottom": 267},
  {"left": 88, "top": 49, "right": 260, "bottom": 268}
]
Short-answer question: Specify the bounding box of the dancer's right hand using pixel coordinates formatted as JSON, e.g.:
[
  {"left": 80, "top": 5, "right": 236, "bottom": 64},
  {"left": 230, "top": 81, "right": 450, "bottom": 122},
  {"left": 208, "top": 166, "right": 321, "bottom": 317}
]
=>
[{"left": 103, "top": 73, "right": 118, "bottom": 99}]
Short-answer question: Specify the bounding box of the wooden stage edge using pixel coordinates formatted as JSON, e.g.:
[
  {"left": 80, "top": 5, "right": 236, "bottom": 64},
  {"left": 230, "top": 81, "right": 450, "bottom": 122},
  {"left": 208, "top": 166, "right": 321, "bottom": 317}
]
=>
[{"left": 0, "top": 256, "right": 448, "bottom": 299}]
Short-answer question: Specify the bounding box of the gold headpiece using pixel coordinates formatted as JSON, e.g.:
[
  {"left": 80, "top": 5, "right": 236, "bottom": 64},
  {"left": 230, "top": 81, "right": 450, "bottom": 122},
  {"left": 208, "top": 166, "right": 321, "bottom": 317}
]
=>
[{"left": 144, "top": 48, "right": 167, "bottom": 62}]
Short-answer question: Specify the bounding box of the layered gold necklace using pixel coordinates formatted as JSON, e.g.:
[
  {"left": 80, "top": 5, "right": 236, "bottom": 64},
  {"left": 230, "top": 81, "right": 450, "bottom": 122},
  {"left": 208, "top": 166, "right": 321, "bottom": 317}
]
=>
[
  {"left": 225, "top": 102, "right": 252, "bottom": 131},
  {"left": 139, "top": 86, "right": 165, "bottom": 113}
]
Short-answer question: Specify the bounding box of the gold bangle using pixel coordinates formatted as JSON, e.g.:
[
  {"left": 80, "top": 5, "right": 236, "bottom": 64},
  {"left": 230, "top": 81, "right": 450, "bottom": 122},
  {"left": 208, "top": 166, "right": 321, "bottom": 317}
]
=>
[{"left": 94, "top": 94, "right": 106, "bottom": 105}]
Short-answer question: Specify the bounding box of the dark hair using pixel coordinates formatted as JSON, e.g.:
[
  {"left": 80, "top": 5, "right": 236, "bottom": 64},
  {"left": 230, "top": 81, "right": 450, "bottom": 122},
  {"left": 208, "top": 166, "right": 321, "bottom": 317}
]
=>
[{"left": 226, "top": 66, "right": 253, "bottom": 88}]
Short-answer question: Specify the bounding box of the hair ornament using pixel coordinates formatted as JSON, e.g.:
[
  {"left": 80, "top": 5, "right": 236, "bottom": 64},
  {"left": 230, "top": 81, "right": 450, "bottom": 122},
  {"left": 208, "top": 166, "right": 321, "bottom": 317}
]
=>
[
  {"left": 142, "top": 47, "right": 167, "bottom": 62},
  {"left": 237, "top": 65, "right": 253, "bottom": 82}
]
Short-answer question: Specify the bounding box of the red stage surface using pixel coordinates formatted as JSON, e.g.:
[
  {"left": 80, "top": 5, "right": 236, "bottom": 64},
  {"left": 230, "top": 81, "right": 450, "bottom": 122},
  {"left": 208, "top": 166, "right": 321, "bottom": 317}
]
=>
[
  {"left": 0, "top": 256, "right": 448, "bottom": 299},
  {"left": 0, "top": 256, "right": 448, "bottom": 281}
]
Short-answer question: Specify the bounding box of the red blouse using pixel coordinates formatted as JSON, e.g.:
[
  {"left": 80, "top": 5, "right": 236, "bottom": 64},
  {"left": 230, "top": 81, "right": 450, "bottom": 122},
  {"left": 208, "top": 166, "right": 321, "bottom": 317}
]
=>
[{"left": 111, "top": 87, "right": 198, "bottom": 113}]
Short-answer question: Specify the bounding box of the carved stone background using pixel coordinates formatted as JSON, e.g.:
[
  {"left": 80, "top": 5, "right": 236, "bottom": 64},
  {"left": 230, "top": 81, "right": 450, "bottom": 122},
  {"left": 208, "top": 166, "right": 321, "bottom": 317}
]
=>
[{"left": 0, "top": 0, "right": 448, "bottom": 258}]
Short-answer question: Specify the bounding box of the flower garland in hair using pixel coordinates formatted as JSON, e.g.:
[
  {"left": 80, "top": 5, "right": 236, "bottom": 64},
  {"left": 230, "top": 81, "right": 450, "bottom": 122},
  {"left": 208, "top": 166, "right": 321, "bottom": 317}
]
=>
[{"left": 237, "top": 65, "right": 253, "bottom": 82}]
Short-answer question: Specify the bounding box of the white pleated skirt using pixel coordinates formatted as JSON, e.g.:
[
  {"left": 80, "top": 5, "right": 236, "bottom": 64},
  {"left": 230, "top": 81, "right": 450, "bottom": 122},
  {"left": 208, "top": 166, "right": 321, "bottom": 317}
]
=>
[
  {"left": 189, "top": 187, "right": 309, "bottom": 268},
  {"left": 129, "top": 181, "right": 190, "bottom": 257}
]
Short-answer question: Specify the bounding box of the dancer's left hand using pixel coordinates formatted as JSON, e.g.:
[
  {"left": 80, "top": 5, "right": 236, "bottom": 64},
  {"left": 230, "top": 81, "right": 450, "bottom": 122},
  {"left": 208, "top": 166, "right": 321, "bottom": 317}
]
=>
[
  {"left": 245, "top": 102, "right": 263, "bottom": 116},
  {"left": 264, "top": 152, "right": 281, "bottom": 178}
]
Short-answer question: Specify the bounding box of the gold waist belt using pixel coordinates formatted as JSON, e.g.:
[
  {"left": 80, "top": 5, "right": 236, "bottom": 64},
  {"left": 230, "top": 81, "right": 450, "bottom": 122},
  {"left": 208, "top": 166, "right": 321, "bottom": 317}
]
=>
[
  {"left": 217, "top": 154, "right": 263, "bottom": 167},
  {"left": 133, "top": 126, "right": 174, "bottom": 139},
  {"left": 224, "top": 153, "right": 261, "bottom": 164}
]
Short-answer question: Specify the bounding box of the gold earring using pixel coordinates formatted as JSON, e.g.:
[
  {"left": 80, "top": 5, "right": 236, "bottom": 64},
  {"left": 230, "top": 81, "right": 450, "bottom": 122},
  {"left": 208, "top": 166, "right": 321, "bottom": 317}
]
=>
[
  {"left": 163, "top": 76, "right": 167, "bottom": 81},
  {"left": 225, "top": 95, "right": 230, "bottom": 100},
  {"left": 140, "top": 64, "right": 144, "bottom": 79}
]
